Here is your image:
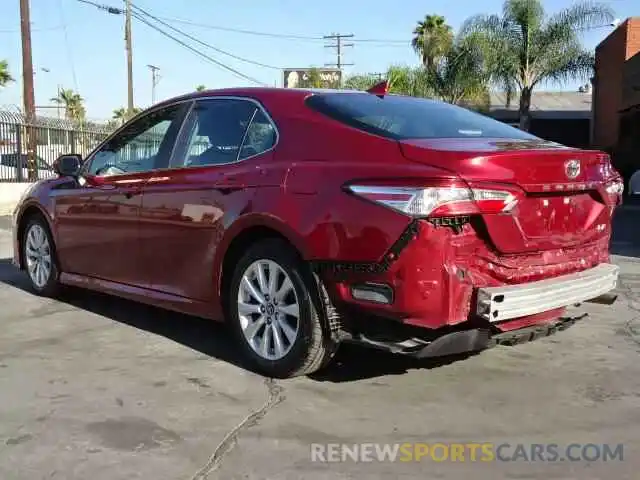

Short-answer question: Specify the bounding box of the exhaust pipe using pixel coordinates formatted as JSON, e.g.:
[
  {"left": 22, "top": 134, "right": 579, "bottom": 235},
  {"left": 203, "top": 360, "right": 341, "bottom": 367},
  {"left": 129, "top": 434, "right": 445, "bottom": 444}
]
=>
[{"left": 585, "top": 293, "right": 618, "bottom": 305}]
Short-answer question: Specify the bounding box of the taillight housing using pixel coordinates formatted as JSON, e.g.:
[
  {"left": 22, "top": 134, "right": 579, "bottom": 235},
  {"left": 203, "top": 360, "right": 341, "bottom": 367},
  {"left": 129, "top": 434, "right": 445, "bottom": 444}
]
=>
[{"left": 346, "top": 181, "right": 521, "bottom": 218}]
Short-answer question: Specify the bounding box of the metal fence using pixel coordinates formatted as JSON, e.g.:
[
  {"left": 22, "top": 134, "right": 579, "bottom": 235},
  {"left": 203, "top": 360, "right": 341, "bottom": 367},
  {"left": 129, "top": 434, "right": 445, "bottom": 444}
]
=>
[{"left": 0, "top": 111, "right": 114, "bottom": 182}]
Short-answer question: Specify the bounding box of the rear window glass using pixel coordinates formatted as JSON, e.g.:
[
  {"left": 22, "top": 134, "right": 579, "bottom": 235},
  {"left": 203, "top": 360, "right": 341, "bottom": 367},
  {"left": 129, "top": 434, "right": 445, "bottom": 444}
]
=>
[{"left": 305, "top": 93, "right": 539, "bottom": 141}]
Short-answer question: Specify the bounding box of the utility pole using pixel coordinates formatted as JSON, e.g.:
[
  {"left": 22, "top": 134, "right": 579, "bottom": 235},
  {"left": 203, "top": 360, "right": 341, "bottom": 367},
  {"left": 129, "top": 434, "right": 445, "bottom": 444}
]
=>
[
  {"left": 323, "top": 33, "right": 354, "bottom": 70},
  {"left": 19, "top": 0, "right": 36, "bottom": 181},
  {"left": 125, "top": 0, "right": 134, "bottom": 114},
  {"left": 147, "top": 64, "right": 160, "bottom": 105}
]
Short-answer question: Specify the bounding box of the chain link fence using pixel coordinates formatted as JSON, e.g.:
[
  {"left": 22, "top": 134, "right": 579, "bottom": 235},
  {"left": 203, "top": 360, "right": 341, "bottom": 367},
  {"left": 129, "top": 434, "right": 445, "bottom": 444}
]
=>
[{"left": 0, "top": 111, "right": 114, "bottom": 182}]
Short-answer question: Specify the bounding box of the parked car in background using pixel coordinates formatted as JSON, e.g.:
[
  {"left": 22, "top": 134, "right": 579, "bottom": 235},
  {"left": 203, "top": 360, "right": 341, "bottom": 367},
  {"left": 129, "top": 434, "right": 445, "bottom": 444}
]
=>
[
  {"left": 1, "top": 153, "right": 53, "bottom": 181},
  {"left": 10, "top": 84, "right": 624, "bottom": 377}
]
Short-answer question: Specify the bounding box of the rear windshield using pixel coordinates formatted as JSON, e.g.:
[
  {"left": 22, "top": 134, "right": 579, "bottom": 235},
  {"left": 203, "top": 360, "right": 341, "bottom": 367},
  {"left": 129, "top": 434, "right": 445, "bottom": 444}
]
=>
[{"left": 305, "top": 93, "right": 539, "bottom": 141}]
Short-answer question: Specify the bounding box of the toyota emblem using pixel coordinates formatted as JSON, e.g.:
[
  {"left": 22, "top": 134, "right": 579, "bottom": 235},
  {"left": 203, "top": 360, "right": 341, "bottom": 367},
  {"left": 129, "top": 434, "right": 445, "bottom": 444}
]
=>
[{"left": 565, "top": 159, "right": 581, "bottom": 179}]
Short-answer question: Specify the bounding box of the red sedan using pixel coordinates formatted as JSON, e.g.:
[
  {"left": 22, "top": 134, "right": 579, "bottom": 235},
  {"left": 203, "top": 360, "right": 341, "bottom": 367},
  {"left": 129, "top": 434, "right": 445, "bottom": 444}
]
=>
[{"left": 11, "top": 85, "right": 623, "bottom": 378}]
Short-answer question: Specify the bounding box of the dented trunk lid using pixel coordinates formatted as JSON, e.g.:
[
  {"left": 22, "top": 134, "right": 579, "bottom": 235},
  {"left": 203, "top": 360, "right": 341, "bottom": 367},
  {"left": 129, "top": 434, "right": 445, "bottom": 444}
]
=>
[{"left": 399, "top": 138, "right": 614, "bottom": 254}]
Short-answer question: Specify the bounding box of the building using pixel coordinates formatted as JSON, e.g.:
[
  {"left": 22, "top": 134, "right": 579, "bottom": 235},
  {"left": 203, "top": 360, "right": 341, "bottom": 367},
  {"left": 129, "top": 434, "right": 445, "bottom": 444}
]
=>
[
  {"left": 593, "top": 17, "right": 640, "bottom": 184},
  {"left": 489, "top": 90, "right": 592, "bottom": 148}
]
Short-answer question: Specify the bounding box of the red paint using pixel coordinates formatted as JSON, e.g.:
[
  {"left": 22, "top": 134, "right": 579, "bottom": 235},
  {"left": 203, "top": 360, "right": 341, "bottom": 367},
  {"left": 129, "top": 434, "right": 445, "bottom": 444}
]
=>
[{"left": 12, "top": 88, "right": 620, "bottom": 333}]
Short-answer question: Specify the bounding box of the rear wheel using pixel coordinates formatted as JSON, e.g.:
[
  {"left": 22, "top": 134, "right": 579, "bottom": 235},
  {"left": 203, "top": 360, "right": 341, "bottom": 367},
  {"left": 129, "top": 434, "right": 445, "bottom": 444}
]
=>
[
  {"left": 228, "top": 239, "right": 337, "bottom": 378},
  {"left": 22, "top": 216, "right": 60, "bottom": 296}
]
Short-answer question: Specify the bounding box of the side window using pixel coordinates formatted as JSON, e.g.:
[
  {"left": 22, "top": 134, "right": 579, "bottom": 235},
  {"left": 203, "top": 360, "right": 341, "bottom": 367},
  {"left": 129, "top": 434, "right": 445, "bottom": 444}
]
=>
[
  {"left": 239, "top": 109, "right": 277, "bottom": 160},
  {"left": 174, "top": 99, "right": 258, "bottom": 168},
  {"left": 87, "top": 105, "right": 181, "bottom": 177}
]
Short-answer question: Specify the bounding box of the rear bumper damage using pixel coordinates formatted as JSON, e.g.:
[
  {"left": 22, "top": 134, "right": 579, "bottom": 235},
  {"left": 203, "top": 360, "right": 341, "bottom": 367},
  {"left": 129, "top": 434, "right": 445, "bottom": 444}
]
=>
[
  {"left": 346, "top": 311, "right": 596, "bottom": 359},
  {"left": 476, "top": 263, "right": 619, "bottom": 322}
]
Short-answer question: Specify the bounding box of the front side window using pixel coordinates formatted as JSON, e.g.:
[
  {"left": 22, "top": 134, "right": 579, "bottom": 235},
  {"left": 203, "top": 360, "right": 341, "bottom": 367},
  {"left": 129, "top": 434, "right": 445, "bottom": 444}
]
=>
[
  {"left": 87, "top": 105, "right": 182, "bottom": 177},
  {"left": 175, "top": 99, "right": 258, "bottom": 168},
  {"left": 306, "top": 93, "right": 540, "bottom": 141}
]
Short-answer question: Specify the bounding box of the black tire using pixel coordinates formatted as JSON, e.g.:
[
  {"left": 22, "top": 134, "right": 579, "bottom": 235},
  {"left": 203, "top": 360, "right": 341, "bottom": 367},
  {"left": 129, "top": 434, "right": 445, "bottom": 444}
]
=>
[
  {"left": 228, "top": 238, "right": 338, "bottom": 378},
  {"left": 21, "top": 215, "right": 61, "bottom": 297}
]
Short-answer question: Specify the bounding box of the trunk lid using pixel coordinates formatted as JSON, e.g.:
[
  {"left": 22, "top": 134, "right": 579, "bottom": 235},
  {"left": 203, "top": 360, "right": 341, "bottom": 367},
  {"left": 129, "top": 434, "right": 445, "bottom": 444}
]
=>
[{"left": 399, "top": 138, "right": 614, "bottom": 254}]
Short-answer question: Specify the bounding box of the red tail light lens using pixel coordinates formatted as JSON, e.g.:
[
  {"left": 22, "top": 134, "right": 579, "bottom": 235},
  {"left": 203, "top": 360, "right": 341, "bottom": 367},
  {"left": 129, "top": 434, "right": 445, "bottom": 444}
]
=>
[{"left": 347, "top": 183, "right": 520, "bottom": 217}]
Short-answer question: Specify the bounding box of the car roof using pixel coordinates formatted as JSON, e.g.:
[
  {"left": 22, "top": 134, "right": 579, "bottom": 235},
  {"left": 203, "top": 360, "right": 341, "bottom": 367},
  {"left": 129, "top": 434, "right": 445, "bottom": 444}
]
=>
[{"left": 153, "top": 87, "right": 369, "bottom": 109}]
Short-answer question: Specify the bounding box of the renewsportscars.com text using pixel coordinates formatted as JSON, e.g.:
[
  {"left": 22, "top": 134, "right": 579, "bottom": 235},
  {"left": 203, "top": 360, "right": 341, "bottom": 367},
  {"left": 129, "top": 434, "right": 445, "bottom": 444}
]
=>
[{"left": 310, "top": 443, "right": 624, "bottom": 463}]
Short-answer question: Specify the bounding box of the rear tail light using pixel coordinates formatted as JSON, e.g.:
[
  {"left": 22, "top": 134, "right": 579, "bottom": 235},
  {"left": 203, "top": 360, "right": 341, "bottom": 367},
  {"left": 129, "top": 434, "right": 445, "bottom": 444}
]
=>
[
  {"left": 346, "top": 183, "right": 519, "bottom": 217},
  {"left": 605, "top": 179, "right": 624, "bottom": 195}
]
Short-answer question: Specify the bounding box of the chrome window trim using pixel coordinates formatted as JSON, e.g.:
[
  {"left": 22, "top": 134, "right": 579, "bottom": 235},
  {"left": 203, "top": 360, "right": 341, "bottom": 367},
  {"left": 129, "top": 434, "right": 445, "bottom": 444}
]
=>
[{"left": 81, "top": 95, "right": 280, "bottom": 177}]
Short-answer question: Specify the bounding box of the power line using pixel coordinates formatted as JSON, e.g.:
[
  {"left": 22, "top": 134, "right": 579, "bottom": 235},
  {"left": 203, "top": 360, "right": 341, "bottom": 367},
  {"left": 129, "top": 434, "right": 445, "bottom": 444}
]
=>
[
  {"left": 97, "top": 8, "right": 412, "bottom": 45},
  {"left": 0, "top": 25, "right": 63, "bottom": 33},
  {"left": 324, "top": 33, "right": 354, "bottom": 69},
  {"left": 141, "top": 15, "right": 326, "bottom": 42},
  {"left": 57, "top": 0, "right": 79, "bottom": 92},
  {"left": 130, "top": 11, "right": 266, "bottom": 85},
  {"left": 77, "top": 1, "right": 265, "bottom": 89},
  {"left": 130, "top": 3, "right": 282, "bottom": 70}
]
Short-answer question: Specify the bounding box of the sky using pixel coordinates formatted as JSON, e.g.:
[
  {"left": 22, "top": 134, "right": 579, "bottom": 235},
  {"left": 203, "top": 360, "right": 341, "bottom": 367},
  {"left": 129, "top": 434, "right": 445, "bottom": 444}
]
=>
[{"left": 0, "top": 0, "right": 636, "bottom": 121}]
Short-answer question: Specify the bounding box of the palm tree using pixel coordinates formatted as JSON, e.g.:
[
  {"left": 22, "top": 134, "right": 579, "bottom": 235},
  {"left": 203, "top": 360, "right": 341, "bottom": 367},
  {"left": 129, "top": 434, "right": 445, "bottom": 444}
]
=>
[
  {"left": 412, "top": 15, "right": 454, "bottom": 68},
  {"left": 386, "top": 66, "right": 434, "bottom": 98},
  {"left": 51, "top": 88, "right": 85, "bottom": 121},
  {"left": 195, "top": 85, "right": 206, "bottom": 92},
  {"left": 343, "top": 74, "right": 379, "bottom": 91},
  {"left": 461, "top": 0, "right": 614, "bottom": 131},
  {"left": 113, "top": 106, "right": 141, "bottom": 125},
  {"left": 426, "top": 40, "right": 490, "bottom": 108},
  {"left": 0, "top": 60, "right": 14, "bottom": 87}
]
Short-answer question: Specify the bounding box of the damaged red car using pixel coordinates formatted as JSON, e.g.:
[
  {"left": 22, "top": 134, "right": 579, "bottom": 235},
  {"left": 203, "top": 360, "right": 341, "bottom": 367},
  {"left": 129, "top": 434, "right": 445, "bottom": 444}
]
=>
[{"left": 12, "top": 84, "right": 623, "bottom": 377}]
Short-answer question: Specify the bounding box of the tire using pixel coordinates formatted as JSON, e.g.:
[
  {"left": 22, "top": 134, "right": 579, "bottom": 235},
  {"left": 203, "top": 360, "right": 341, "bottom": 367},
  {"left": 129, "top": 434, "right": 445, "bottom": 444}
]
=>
[
  {"left": 228, "top": 238, "right": 338, "bottom": 378},
  {"left": 21, "top": 215, "right": 60, "bottom": 297}
]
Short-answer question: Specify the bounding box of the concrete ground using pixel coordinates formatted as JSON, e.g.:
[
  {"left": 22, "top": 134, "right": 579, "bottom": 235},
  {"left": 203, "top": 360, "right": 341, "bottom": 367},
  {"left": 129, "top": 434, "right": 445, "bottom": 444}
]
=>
[{"left": 0, "top": 209, "right": 639, "bottom": 480}]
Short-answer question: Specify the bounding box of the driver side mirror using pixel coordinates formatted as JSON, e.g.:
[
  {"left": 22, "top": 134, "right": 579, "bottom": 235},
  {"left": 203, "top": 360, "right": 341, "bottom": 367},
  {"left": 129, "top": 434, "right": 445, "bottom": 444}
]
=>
[{"left": 53, "top": 154, "right": 82, "bottom": 177}]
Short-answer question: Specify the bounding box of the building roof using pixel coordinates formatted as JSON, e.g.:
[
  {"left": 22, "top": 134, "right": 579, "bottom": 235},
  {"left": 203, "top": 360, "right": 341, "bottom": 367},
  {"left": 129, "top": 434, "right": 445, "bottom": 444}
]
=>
[{"left": 489, "top": 91, "right": 592, "bottom": 120}]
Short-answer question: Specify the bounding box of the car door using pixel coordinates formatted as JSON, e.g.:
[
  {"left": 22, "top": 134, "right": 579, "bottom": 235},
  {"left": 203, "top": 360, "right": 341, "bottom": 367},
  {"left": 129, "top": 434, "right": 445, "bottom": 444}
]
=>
[
  {"left": 54, "top": 103, "right": 188, "bottom": 287},
  {"left": 137, "top": 97, "right": 278, "bottom": 301}
]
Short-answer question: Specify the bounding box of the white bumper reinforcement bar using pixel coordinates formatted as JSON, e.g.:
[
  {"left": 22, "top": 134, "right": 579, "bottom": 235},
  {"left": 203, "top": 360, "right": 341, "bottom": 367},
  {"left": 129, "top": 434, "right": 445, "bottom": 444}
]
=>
[{"left": 476, "top": 263, "right": 620, "bottom": 322}]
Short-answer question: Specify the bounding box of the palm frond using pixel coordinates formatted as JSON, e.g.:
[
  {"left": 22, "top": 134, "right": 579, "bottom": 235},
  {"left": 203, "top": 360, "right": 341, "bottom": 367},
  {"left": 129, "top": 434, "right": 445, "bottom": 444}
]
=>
[{"left": 547, "top": 2, "right": 614, "bottom": 32}]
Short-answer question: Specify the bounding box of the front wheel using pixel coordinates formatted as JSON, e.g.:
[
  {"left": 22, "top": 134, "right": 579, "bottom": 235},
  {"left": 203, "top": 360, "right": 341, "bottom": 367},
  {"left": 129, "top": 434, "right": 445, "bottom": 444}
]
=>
[
  {"left": 21, "top": 216, "right": 60, "bottom": 296},
  {"left": 228, "top": 239, "right": 337, "bottom": 378}
]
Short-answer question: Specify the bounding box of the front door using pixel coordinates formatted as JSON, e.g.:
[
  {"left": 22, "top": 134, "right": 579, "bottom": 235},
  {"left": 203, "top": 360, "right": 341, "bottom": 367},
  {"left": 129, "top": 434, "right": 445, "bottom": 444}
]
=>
[
  {"left": 137, "top": 98, "right": 278, "bottom": 301},
  {"left": 54, "top": 104, "right": 188, "bottom": 286}
]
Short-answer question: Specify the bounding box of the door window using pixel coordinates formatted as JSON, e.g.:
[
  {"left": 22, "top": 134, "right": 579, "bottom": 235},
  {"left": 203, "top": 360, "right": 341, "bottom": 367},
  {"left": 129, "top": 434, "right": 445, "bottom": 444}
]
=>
[
  {"left": 238, "top": 109, "right": 277, "bottom": 160},
  {"left": 86, "top": 105, "right": 183, "bottom": 177},
  {"left": 173, "top": 99, "right": 260, "bottom": 168}
]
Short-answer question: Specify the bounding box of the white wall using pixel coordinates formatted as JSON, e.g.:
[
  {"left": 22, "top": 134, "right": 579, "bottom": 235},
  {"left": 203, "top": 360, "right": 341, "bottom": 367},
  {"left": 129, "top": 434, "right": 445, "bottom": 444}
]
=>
[{"left": 0, "top": 183, "right": 33, "bottom": 216}]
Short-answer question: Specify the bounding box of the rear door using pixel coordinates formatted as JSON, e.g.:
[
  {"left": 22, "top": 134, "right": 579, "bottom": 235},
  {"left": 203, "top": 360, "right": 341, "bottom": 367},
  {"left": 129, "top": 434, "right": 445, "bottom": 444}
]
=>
[
  {"left": 54, "top": 103, "right": 188, "bottom": 286},
  {"left": 137, "top": 97, "right": 278, "bottom": 301}
]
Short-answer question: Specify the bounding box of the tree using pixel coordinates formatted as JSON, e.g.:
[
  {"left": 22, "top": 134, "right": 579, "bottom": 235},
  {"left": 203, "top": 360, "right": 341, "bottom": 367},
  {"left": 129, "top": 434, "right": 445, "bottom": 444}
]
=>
[
  {"left": 461, "top": 0, "right": 614, "bottom": 130},
  {"left": 343, "top": 74, "right": 379, "bottom": 91},
  {"left": 51, "top": 88, "right": 85, "bottom": 121},
  {"left": 113, "top": 106, "right": 142, "bottom": 125},
  {"left": 426, "top": 40, "right": 490, "bottom": 108},
  {"left": 195, "top": 85, "right": 206, "bottom": 92},
  {"left": 412, "top": 15, "right": 454, "bottom": 68},
  {"left": 386, "top": 66, "right": 433, "bottom": 98},
  {"left": 0, "top": 60, "right": 14, "bottom": 88}
]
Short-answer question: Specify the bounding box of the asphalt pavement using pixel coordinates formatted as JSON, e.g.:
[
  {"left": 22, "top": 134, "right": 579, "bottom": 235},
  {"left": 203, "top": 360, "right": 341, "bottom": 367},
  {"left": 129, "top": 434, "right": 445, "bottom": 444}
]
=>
[{"left": 0, "top": 208, "right": 639, "bottom": 479}]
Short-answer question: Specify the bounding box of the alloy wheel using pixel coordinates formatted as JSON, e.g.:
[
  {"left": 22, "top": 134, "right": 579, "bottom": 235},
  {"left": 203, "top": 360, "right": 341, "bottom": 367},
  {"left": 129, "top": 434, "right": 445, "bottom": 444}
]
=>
[
  {"left": 237, "top": 259, "right": 300, "bottom": 361},
  {"left": 25, "top": 223, "right": 52, "bottom": 289}
]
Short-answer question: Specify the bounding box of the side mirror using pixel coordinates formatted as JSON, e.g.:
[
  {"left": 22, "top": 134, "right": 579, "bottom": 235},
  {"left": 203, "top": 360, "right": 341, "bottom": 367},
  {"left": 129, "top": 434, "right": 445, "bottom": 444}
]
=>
[{"left": 53, "top": 154, "right": 82, "bottom": 177}]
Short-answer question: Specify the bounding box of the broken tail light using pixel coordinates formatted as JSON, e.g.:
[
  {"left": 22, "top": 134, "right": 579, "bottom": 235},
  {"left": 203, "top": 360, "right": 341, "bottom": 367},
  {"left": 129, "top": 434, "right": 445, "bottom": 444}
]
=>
[{"left": 346, "top": 182, "right": 521, "bottom": 218}]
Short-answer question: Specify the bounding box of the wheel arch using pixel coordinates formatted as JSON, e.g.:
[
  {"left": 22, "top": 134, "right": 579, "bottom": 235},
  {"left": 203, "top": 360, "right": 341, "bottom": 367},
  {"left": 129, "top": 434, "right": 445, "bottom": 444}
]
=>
[
  {"left": 214, "top": 213, "right": 309, "bottom": 316},
  {"left": 15, "top": 202, "right": 55, "bottom": 270}
]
